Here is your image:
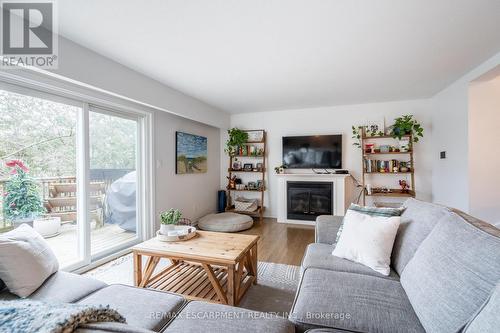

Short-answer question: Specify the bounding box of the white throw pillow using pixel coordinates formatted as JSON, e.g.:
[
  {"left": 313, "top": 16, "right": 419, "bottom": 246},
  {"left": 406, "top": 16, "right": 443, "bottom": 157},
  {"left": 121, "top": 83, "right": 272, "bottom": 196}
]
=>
[
  {"left": 0, "top": 224, "right": 59, "bottom": 297},
  {"left": 332, "top": 210, "right": 400, "bottom": 276}
]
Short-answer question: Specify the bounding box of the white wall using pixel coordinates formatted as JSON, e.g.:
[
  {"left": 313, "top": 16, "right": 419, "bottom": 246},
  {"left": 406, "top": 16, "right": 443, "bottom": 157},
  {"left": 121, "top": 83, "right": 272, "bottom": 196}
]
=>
[
  {"left": 154, "top": 112, "right": 220, "bottom": 229},
  {"left": 224, "top": 99, "right": 433, "bottom": 218},
  {"left": 3, "top": 36, "right": 228, "bottom": 230},
  {"left": 47, "top": 36, "right": 228, "bottom": 227},
  {"left": 430, "top": 51, "right": 500, "bottom": 212},
  {"left": 49, "top": 36, "right": 230, "bottom": 129},
  {"left": 468, "top": 75, "right": 500, "bottom": 224}
]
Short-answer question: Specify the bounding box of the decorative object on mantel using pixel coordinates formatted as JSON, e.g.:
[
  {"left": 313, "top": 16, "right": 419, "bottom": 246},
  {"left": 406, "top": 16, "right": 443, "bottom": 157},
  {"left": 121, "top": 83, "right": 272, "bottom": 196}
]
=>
[
  {"left": 226, "top": 130, "right": 267, "bottom": 223},
  {"left": 274, "top": 164, "right": 287, "bottom": 174},
  {"left": 225, "top": 128, "right": 249, "bottom": 156},
  {"left": 159, "top": 208, "right": 182, "bottom": 235}
]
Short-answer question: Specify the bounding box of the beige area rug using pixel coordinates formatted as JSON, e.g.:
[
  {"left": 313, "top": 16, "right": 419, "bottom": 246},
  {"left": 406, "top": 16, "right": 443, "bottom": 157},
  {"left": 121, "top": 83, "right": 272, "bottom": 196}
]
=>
[{"left": 85, "top": 254, "right": 300, "bottom": 317}]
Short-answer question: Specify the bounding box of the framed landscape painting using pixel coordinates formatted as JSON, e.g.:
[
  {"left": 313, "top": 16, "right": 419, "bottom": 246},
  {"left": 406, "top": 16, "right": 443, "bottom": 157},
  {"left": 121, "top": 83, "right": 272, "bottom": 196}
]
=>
[{"left": 176, "top": 131, "right": 208, "bottom": 174}]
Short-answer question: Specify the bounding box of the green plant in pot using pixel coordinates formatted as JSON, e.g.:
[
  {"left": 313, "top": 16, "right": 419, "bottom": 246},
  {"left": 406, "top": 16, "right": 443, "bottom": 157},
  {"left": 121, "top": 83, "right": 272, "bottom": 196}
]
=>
[
  {"left": 2, "top": 160, "right": 45, "bottom": 227},
  {"left": 159, "top": 208, "right": 182, "bottom": 234},
  {"left": 390, "top": 115, "right": 424, "bottom": 143},
  {"left": 225, "top": 128, "right": 249, "bottom": 156}
]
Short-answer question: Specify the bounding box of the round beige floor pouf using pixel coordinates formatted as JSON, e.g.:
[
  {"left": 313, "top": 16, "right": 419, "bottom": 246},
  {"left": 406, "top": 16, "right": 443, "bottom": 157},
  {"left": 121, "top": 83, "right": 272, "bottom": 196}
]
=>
[{"left": 197, "top": 212, "right": 254, "bottom": 232}]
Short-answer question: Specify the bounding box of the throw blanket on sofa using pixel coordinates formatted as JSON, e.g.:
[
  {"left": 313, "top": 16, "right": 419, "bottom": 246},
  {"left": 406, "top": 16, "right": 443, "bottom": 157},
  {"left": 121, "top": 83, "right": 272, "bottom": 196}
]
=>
[{"left": 0, "top": 300, "right": 125, "bottom": 333}]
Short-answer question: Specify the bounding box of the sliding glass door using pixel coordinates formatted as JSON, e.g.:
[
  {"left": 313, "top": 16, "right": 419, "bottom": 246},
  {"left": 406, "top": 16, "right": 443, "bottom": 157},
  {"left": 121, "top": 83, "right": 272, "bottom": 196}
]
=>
[
  {"left": 89, "top": 108, "right": 141, "bottom": 257},
  {"left": 0, "top": 82, "right": 148, "bottom": 270}
]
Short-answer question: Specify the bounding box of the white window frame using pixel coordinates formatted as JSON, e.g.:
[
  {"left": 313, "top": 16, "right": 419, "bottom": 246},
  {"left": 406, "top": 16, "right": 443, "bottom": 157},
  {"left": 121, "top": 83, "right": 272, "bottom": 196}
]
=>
[{"left": 0, "top": 70, "right": 155, "bottom": 272}]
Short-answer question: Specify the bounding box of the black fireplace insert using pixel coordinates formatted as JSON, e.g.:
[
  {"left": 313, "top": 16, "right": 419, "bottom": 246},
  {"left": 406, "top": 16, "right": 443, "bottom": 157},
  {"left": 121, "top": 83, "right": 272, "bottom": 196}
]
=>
[{"left": 287, "top": 181, "right": 333, "bottom": 221}]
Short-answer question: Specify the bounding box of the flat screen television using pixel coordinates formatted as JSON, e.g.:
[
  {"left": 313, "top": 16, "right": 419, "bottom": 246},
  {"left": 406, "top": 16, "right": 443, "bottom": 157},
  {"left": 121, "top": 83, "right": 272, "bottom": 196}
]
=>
[{"left": 282, "top": 135, "right": 342, "bottom": 169}]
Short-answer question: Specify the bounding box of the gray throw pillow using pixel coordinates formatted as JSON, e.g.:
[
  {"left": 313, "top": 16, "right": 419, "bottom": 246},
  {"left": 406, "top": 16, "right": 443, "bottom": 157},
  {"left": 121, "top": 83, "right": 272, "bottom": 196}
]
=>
[{"left": 335, "top": 203, "right": 405, "bottom": 242}]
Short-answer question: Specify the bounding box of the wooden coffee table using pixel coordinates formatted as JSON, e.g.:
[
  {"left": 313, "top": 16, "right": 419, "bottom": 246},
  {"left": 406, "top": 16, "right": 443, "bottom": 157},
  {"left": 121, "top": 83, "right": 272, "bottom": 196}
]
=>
[{"left": 131, "top": 231, "right": 259, "bottom": 306}]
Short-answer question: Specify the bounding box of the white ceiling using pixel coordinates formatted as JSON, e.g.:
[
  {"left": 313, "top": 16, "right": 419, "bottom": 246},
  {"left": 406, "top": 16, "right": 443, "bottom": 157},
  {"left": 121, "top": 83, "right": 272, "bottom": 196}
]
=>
[{"left": 58, "top": 0, "right": 500, "bottom": 114}]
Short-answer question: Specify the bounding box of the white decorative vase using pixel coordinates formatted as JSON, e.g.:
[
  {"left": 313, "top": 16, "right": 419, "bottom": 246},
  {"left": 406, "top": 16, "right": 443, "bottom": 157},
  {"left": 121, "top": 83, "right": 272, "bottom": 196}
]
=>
[
  {"left": 33, "top": 217, "right": 61, "bottom": 238},
  {"left": 160, "top": 224, "right": 175, "bottom": 235}
]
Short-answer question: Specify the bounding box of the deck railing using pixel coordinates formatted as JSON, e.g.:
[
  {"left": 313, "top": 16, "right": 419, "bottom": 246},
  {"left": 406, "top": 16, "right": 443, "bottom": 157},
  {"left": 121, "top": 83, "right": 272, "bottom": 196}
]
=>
[{"left": 0, "top": 169, "right": 132, "bottom": 232}]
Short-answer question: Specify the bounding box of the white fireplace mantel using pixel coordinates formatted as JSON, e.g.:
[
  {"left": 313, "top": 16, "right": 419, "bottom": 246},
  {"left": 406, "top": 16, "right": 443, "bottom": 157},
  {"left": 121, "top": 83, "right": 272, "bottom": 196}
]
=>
[{"left": 276, "top": 173, "right": 355, "bottom": 225}]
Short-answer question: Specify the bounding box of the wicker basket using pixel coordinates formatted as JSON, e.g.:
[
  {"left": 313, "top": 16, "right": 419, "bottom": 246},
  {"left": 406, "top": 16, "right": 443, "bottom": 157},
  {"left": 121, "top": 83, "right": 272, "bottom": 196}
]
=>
[{"left": 176, "top": 217, "right": 194, "bottom": 226}]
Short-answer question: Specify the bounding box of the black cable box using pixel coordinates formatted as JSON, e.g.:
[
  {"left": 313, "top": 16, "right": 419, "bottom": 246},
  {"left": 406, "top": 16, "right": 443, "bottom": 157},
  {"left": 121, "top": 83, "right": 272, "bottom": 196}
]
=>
[{"left": 335, "top": 170, "right": 349, "bottom": 174}]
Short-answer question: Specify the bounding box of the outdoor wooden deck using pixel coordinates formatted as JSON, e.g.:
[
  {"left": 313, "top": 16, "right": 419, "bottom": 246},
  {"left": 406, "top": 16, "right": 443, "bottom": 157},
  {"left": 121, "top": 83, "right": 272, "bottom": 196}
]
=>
[{"left": 45, "top": 223, "right": 136, "bottom": 267}]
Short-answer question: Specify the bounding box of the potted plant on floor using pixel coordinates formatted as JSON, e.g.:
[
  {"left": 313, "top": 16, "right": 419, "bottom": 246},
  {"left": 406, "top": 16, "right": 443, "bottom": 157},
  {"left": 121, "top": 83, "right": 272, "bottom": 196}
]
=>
[
  {"left": 224, "top": 128, "right": 249, "bottom": 156},
  {"left": 159, "top": 208, "right": 182, "bottom": 235},
  {"left": 2, "top": 160, "right": 48, "bottom": 232}
]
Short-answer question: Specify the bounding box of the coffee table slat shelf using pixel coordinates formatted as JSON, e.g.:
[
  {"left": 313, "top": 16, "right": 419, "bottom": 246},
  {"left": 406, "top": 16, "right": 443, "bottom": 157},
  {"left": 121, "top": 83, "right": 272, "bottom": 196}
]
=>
[{"left": 132, "top": 231, "right": 259, "bottom": 306}]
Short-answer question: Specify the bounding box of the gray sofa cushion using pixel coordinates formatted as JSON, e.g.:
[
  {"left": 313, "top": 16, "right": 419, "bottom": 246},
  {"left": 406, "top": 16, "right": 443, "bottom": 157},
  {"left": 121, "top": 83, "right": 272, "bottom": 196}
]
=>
[
  {"left": 315, "top": 215, "right": 342, "bottom": 245},
  {"left": 301, "top": 243, "right": 399, "bottom": 280},
  {"left": 464, "top": 283, "right": 500, "bottom": 333},
  {"left": 290, "top": 268, "right": 424, "bottom": 333},
  {"left": 31, "top": 271, "right": 107, "bottom": 303},
  {"left": 78, "top": 284, "right": 185, "bottom": 331},
  {"left": 391, "top": 198, "right": 450, "bottom": 275},
  {"left": 401, "top": 212, "right": 500, "bottom": 333},
  {"left": 0, "top": 271, "right": 107, "bottom": 303},
  {"left": 164, "top": 301, "right": 294, "bottom": 333}
]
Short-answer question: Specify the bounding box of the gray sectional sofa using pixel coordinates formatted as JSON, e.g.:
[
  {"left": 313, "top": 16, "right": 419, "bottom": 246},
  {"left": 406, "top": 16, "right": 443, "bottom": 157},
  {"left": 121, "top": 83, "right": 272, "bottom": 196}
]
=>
[
  {"left": 1, "top": 198, "right": 498, "bottom": 332},
  {"left": 290, "top": 198, "right": 500, "bottom": 333},
  {"left": 0, "top": 271, "right": 294, "bottom": 332}
]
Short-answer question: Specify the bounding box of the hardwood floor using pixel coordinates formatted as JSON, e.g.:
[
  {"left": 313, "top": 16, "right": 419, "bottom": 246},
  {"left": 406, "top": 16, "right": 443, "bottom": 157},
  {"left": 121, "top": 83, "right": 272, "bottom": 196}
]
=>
[{"left": 239, "top": 218, "right": 314, "bottom": 266}]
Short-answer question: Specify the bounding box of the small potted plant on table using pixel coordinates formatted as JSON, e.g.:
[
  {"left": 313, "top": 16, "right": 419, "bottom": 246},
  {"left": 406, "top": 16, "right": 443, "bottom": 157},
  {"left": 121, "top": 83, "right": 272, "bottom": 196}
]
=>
[{"left": 159, "top": 208, "right": 182, "bottom": 235}]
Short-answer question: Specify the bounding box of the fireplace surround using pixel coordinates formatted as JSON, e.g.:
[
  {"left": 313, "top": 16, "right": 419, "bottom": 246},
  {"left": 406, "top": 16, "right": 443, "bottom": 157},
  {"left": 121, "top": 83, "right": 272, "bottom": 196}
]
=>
[{"left": 276, "top": 173, "right": 354, "bottom": 225}]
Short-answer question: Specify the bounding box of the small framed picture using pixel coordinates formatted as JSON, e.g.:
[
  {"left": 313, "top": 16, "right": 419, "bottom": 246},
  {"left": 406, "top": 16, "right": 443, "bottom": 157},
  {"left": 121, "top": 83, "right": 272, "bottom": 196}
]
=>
[
  {"left": 256, "top": 162, "right": 263, "bottom": 171},
  {"left": 232, "top": 160, "right": 242, "bottom": 170},
  {"left": 365, "top": 119, "right": 385, "bottom": 136},
  {"left": 247, "top": 181, "right": 257, "bottom": 190},
  {"left": 243, "top": 163, "right": 253, "bottom": 171},
  {"left": 246, "top": 130, "right": 264, "bottom": 142},
  {"left": 256, "top": 180, "right": 264, "bottom": 190}
]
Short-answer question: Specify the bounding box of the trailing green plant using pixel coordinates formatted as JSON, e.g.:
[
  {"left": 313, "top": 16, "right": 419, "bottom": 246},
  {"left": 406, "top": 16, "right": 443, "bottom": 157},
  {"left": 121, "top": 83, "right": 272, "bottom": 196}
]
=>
[
  {"left": 2, "top": 160, "right": 45, "bottom": 221},
  {"left": 225, "top": 128, "right": 249, "bottom": 156},
  {"left": 351, "top": 125, "right": 385, "bottom": 148},
  {"left": 160, "top": 208, "right": 182, "bottom": 225},
  {"left": 351, "top": 126, "right": 362, "bottom": 148},
  {"left": 390, "top": 115, "right": 424, "bottom": 142}
]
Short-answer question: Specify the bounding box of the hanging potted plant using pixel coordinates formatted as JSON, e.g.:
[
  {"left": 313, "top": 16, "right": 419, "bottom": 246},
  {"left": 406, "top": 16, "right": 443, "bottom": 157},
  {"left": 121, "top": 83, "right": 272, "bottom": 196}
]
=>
[
  {"left": 224, "top": 128, "right": 249, "bottom": 156},
  {"left": 159, "top": 208, "right": 182, "bottom": 235},
  {"left": 2, "top": 160, "right": 46, "bottom": 229},
  {"left": 389, "top": 115, "right": 424, "bottom": 142}
]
